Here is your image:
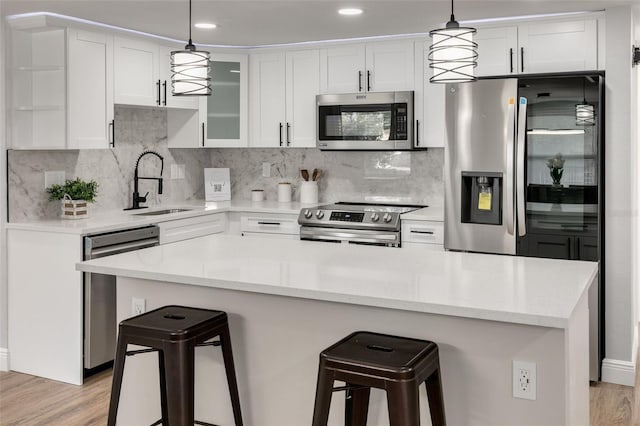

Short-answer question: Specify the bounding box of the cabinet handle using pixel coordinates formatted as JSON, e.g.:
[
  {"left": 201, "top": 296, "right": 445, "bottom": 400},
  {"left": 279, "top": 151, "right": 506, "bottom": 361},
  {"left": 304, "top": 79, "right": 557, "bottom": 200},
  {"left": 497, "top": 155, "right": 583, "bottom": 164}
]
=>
[
  {"left": 509, "top": 48, "right": 514, "bottom": 73},
  {"left": 286, "top": 122, "right": 291, "bottom": 146},
  {"left": 162, "top": 80, "right": 167, "bottom": 106},
  {"left": 156, "top": 80, "right": 161, "bottom": 106},
  {"left": 410, "top": 230, "right": 434, "bottom": 235},
  {"left": 109, "top": 119, "right": 115, "bottom": 147},
  {"left": 279, "top": 123, "right": 283, "bottom": 146},
  {"left": 257, "top": 221, "right": 281, "bottom": 226},
  {"left": 415, "top": 120, "right": 420, "bottom": 147},
  {"left": 367, "top": 70, "right": 371, "bottom": 91},
  {"left": 576, "top": 237, "right": 580, "bottom": 260},
  {"left": 520, "top": 47, "right": 524, "bottom": 73},
  {"left": 201, "top": 122, "right": 205, "bottom": 147},
  {"left": 358, "top": 71, "right": 363, "bottom": 92},
  {"left": 567, "top": 237, "right": 572, "bottom": 259}
]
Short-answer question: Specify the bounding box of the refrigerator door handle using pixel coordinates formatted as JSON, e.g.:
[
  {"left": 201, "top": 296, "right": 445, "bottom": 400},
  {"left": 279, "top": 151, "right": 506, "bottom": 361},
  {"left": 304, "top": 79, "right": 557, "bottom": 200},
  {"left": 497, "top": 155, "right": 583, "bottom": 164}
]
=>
[
  {"left": 516, "top": 97, "right": 528, "bottom": 237},
  {"left": 505, "top": 98, "right": 516, "bottom": 236}
]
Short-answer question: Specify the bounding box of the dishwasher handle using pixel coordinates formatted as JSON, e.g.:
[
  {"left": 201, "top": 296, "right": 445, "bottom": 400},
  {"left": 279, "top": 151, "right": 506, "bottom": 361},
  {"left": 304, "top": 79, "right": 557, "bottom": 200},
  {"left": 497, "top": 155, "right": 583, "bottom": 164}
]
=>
[{"left": 85, "top": 238, "right": 159, "bottom": 259}]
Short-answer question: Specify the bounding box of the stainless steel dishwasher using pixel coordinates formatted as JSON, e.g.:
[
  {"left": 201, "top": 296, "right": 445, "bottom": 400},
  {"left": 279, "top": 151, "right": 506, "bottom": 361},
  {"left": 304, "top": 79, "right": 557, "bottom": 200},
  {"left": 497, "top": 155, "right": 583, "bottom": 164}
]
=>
[{"left": 83, "top": 225, "right": 159, "bottom": 372}]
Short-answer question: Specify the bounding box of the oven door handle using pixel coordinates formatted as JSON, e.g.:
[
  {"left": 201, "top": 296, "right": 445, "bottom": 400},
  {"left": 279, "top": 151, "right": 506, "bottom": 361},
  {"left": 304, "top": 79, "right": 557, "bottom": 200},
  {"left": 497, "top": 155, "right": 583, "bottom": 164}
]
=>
[{"left": 300, "top": 227, "right": 400, "bottom": 245}]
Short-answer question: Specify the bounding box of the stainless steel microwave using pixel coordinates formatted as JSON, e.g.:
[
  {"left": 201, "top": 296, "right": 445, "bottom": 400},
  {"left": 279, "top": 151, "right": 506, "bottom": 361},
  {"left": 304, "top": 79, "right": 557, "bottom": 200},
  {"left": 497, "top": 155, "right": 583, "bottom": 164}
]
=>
[{"left": 316, "top": 91, "right": 414, "bottom": 150}]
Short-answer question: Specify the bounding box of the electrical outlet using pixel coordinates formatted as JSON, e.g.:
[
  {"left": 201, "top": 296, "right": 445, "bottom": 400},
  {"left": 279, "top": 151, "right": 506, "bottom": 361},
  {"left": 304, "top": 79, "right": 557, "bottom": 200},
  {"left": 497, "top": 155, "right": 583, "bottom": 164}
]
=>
[
  {"left": 171, "top": 164, "right": 186, "bottom": 180},
  {"left": 513, "top": 360, "right": 536, "bottom": 400},
  {"left": 262, "top": 162, "right": 271, "bottom": 177},
  {"left": 131, "top": 297, "right": 146, "bottom": 315}
]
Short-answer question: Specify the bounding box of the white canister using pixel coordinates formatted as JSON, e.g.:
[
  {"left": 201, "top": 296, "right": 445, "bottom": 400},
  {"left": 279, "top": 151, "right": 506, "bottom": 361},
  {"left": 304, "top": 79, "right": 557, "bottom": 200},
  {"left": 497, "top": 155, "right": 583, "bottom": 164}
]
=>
[
  {"left": 251, "top": 189, "right": 264, "bottom": 202},
  {"left": 300, "top": 181, "right": 318, "bottom": 204},
  {"left": 277, "top": 183, "right": 292, "bottom": 203}
]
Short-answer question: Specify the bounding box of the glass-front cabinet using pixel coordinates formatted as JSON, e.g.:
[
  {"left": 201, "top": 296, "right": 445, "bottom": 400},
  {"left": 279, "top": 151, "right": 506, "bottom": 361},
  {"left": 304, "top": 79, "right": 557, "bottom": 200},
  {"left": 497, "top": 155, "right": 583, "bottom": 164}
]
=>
[
  {"left": 199, "top": 53, "right": 248, "bottom": 147},
  {"left": 517, "top": 75, "right": 602, "bottom": 261}
]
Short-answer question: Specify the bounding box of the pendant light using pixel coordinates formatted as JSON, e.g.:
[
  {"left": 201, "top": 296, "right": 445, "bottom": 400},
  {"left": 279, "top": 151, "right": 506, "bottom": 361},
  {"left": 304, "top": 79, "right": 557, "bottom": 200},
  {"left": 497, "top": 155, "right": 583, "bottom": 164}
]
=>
[
  {"left": 428, "top": 0, "right": 478, "bottom": 83},
  {"left": 170, "top": 0, "right": 211, "bottom": 96},
  {"left": 575, "top": 79, "right": 595, "bottom": 126}
]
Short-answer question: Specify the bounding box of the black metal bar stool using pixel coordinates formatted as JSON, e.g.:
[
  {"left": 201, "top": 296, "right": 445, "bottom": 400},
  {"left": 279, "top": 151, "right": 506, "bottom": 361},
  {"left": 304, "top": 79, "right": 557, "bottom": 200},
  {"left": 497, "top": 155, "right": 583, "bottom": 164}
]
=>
[
  {"left": 311, "top": 331, "right": 446, "bottom": 426},
  {"left": 107, "top": 305, "right": 244, "bottom": 426}
]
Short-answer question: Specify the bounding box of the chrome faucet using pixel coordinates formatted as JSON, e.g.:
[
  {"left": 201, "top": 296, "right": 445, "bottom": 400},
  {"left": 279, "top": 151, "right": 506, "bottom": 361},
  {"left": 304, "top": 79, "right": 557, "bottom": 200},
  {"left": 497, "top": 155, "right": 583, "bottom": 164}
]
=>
[{"left": 127, "top": 150, "right": 164, "bottom": 210}]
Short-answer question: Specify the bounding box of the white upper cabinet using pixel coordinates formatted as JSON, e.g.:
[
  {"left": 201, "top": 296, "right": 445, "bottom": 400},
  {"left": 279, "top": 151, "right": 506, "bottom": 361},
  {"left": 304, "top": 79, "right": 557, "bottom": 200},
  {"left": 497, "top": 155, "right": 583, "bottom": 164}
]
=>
[
  {"left": 198, "top": 53, "right": 249, "bottom": 147},
  {"left": 414, "top": 42, "right": 445, "bottom": 148},
  {"left": 250, "top": 49, "right": 320, "bottom": 148},
  {"left": 519, "top": 19, "right": 598, "bottom": 73},
  {"left": 475, "top": 18, "right": 599, "bottom": 76},
  {"left": 67, "top": 29, "right": 114, "bottom": 149},
  {"left": 9, "top": 19, "right": 114, "bottom": 150},
  {"left": 158, "top": 46, "right": 199, "bottom": 109},
  {"left": 474, "top": 26, "right": 518, "bottom": 77},
  {"left": 114, "top": 37, "right": 160, "bottom": 106},
  {"left": 320, "top": 40, "right": 414, "bottom": 93}
]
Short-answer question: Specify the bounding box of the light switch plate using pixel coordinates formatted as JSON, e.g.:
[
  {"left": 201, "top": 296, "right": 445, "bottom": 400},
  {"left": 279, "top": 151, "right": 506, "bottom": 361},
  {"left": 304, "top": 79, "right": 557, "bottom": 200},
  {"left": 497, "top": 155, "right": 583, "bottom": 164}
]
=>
[{"left": 44, "top": 171, "right": 65, "bottom": 189}]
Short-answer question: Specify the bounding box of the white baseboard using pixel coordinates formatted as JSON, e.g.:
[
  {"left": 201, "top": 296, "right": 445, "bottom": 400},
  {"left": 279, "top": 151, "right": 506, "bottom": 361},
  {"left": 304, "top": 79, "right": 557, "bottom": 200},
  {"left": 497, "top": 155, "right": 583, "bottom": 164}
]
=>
[
  {"left": 0, "top": 348, "right": 8, "bottom": 371},
  {"left": 601, "top": 358, "right": 636, "bottom": 386}
]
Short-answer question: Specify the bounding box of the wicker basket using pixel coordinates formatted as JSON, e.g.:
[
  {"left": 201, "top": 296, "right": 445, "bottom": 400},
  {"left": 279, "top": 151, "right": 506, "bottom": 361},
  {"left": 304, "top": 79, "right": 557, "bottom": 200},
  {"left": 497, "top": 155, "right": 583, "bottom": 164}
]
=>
[{"left": 61, "top": 194, "right": 89, "bottom": 219}]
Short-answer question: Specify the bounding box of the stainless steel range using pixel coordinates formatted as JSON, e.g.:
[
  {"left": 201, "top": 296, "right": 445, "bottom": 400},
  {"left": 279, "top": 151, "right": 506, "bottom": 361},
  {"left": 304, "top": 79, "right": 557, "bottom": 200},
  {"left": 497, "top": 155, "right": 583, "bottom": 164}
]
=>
[{"left": 298, "top": 202, "right": 424, "bottom": 247}]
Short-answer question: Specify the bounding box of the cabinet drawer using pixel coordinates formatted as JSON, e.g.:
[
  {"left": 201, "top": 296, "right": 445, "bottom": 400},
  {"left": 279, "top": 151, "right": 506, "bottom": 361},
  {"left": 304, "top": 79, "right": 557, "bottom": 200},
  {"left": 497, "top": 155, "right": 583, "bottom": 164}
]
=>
[
  {"left": 240, "top": 214, "right": 299, "bottom": 235},
  {"left": 159, "top": 213, "right": 226, "bottom": 244},
  {"left": 401, "top": 220, "right": 444, "bottom": 245}
]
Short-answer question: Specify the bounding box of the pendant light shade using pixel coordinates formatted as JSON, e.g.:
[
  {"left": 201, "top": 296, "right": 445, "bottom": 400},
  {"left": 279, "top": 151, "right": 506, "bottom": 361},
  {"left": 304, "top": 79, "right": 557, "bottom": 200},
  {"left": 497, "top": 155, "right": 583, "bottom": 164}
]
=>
[
  {"left": 575, "top": 79, "right": 595, "bottom": 125},
  {"left": 428, "top": 0, "right": 477, "bottom": 83},
  {"left": 171, "top": 0, "right": 211, "bottom": 96},
  {"left": 575, "top": 103, "right": 595, "bottom": 126}
]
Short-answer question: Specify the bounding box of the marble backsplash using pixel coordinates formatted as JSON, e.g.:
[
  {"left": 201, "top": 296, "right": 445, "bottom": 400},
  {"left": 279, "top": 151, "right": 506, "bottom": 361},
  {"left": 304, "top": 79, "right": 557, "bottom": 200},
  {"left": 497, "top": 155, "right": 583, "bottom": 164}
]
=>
[
  {"left": 210, "top": 148, "right": 443, "bottom": 206},
  {"left": 8, "top": 106, "right": 444, "bottom": 221}
]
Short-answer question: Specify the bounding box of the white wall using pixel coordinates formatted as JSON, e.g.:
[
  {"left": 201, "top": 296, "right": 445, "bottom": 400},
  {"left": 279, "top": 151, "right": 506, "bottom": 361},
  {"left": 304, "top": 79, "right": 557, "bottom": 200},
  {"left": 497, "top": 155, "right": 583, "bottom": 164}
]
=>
[
  {"left": 0, "top": 13, "right": 9, "bottom": 371},
  {"left": 601, "top": 6, "right": 637, "bottom": 386}
]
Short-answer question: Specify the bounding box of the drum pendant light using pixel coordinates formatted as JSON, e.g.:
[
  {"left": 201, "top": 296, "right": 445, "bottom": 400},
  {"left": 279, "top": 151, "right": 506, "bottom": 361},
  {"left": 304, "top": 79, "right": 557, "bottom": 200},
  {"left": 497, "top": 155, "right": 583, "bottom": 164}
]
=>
[
  {"left": 576, "top": 79, "right": 595, "bottom": 126},
  {"left": 171, "top": 0, "right": 211, "bottom": 96},
  {"left": 428, "top": 0, "right": 478, "bottom": 83}
]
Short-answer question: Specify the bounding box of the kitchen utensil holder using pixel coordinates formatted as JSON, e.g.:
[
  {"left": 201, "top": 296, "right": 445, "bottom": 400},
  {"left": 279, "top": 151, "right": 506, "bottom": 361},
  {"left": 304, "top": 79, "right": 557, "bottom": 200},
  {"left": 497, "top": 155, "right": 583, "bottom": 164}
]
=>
[{"left": 300, "top": 181, "right": 318, "bottom": 204}]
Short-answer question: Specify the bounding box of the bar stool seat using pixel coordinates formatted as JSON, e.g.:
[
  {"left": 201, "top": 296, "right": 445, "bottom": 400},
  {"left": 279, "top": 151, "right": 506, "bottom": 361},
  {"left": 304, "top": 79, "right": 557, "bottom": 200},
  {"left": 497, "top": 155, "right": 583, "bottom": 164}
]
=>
[
  {"left": 107, "top": 305, "right": 243, "bottom": 426},
  {"left": 312, "top": 331, "right": 445, "bottom": 426}
]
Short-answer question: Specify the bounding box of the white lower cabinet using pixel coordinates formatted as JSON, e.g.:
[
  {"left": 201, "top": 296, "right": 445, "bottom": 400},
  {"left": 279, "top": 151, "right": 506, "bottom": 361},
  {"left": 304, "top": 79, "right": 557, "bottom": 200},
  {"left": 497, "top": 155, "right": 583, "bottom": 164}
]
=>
[
  {"left": 158, "top": 213, "right": 227, "bottom": 244},
  {"left": 239, "top": 213, "right": 300, "bottom": 239},
  {"left": 401, "top": 220, "right": 444, "bottom": 250}
]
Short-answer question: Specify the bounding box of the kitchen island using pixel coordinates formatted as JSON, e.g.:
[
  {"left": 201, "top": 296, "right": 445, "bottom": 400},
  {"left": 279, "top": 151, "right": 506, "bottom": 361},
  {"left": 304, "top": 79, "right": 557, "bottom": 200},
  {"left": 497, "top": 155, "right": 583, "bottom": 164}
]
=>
[{"left": 77, "top": 234, "right": 596, "bottom": 426}]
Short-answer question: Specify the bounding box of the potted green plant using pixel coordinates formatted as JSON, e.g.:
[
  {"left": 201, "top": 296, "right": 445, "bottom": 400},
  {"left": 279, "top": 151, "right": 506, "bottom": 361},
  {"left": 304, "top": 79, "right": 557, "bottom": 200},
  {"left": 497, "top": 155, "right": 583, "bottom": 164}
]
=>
[{"left": 46, "top": 178, "right": 98, "bottom": 219}]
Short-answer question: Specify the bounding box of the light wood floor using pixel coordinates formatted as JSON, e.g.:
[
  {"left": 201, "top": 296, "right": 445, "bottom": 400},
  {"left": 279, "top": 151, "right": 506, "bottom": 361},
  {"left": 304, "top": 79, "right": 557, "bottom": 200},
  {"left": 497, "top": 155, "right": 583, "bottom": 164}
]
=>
[{"left": 0, "top": 368, "right": 636, "bottom": 425}]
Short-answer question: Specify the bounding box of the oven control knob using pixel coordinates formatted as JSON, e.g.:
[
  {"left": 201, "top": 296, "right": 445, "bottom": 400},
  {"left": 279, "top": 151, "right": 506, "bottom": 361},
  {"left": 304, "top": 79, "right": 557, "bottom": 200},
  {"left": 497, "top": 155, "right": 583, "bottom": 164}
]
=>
[
  {"left": 316, "top": 210, "right": 325, "bottom": 219},
  {"left": 371, "top": 213, "right": 380, "bottom": 222},
  {"left": 383, "top": 213, "right": 393, "bottom": 223},
  {"left": 304, "top": 209, "right": 313, "bottom": 219}
]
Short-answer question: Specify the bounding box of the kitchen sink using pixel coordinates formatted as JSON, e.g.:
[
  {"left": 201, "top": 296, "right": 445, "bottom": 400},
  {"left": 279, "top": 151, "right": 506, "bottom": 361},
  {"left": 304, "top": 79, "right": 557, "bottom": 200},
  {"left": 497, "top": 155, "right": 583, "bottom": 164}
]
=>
[{"left": 133, "top": 208, "right": 193, "bottom": 216}]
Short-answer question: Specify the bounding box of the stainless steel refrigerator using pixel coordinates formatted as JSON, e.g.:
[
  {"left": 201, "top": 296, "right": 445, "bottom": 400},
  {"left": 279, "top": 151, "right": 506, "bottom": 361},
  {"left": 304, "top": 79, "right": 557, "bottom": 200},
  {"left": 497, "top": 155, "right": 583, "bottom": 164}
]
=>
[{"left": 444, "top": 74, "right": 604, "bottom": 380}]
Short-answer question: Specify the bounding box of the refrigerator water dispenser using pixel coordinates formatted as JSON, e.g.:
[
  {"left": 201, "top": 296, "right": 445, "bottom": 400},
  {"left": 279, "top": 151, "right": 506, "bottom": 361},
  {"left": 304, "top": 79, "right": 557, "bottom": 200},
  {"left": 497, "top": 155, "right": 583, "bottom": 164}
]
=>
[{"left": 461, "top": 172, "right": 502, "bottom": 225}]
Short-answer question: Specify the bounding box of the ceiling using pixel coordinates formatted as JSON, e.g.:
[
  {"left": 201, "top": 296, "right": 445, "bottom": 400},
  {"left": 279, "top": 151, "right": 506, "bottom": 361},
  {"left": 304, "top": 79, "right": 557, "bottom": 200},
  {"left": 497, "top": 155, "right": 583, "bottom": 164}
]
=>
[{"left": 1, "top": 0, "right": 639, "bottom": 47}]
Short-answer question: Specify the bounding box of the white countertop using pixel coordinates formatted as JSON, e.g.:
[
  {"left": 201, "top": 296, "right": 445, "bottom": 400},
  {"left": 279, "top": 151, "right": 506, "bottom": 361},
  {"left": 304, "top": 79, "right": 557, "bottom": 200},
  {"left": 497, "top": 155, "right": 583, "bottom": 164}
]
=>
[
  {"left": 77, "top": 234, "right": 596, "bottom": 329},
  {"left": 7, "top": 200, "right": 443, "bottom": 234},
  {"left": 6, "top": 200, "right": 313, "bottom": 235}
]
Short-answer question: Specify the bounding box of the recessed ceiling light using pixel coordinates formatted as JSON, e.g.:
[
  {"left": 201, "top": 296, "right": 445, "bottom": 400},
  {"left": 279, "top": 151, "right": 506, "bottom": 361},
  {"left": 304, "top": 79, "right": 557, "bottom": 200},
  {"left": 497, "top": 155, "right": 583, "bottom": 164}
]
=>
[
  {"left": 195, "top": 22, "right": 217, "bottom": 29},
  {"left": 338, "top": 8, "right": 363, "bottom": 16}
]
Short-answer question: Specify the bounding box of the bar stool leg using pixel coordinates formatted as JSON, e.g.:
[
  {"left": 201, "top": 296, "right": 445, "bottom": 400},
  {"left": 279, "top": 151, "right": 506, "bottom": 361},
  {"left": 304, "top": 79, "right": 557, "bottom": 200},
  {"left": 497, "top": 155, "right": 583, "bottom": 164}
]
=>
[
  {"left": 386, "top": 382, "right": 420, "bottom": 426},
  {"left": 425, "top": 368, "right": 446, "bottom": 426},
  {"left": 345, "top": 384, "right": 370, "bottom": 426},
  {"left": 311, "top": 363, "right": 335, "bottom": 426},
  {"left": 158, "top": 350, "right": 169, "bottom": 424},
  {"left": 219, "top": 323, "right": 244, "bottom": 426},
  {"left": 163, "top": 341, "right": 195, "bottom": 426},
  {"left": 107, "top": 334, "right": 129, "bottom": 426}
]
